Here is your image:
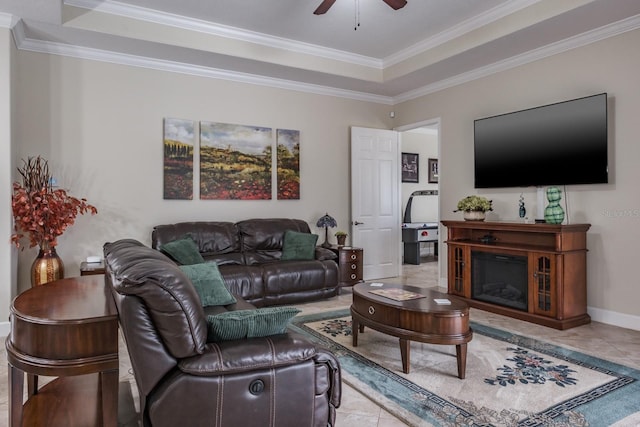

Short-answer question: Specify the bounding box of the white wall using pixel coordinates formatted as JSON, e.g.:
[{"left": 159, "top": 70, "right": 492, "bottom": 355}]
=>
[
  {"left": 8, "top": 50, "right": 391, "bottom": 305},
  {"left": 394, "top": 28, "right": 640, "bottom": 329}
]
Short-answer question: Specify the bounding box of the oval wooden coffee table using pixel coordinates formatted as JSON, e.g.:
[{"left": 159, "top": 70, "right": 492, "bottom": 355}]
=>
[{"left": 351, "top": 282, "right": 472, "bottom": 378}]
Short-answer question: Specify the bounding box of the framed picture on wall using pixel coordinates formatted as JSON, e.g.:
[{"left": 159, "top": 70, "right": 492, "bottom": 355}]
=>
[
  {"left": 428, "top": 158, "right": 439, "bottom": 183},
  {"left": 401, "top": 153, "right": 419, "bottom": 183}
]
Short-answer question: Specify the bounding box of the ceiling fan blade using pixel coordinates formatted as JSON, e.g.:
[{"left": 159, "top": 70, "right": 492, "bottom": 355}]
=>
[
  {"left": 314, "top": 0, "right": 337, "bottom": 15},
  {"left": 382, "top": 0, "right": 407, "bottom": 10}
]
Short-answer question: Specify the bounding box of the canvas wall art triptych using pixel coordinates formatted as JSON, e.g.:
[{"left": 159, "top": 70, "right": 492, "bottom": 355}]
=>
[{"left": 163, "top": 118, "right": 300, "bottom": 200}]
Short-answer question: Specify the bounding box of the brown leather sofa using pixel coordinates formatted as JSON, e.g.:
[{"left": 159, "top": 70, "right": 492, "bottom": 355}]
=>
[
  {"left": 104, "top": 238, "right": 341, "bottom": 427},
  {"left": 152, "top": 218, "right": 340, "bottom": 307}
]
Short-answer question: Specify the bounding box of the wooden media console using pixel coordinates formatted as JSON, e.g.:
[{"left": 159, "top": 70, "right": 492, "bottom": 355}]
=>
[{"left": 441, "top": 220, "right": 591, "bottom": 330}]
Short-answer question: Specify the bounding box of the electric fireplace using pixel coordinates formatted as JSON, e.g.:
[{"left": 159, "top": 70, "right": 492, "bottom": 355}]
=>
[{"left": 471, "top": 251, "right": 528, "bottom": 311}]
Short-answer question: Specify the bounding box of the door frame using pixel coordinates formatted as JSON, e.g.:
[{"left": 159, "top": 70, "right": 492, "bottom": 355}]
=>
[{"left": 394, "top": 118, "right": 443, "bottom": 288}]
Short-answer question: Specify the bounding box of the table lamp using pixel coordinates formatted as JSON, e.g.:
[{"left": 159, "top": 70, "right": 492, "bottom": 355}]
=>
[{"left": 316, "top": 213, "right": 337, "bottom": 248}]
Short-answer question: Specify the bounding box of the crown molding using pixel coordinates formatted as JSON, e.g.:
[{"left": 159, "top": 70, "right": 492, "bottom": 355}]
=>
[
  {"left": 383, "top": 0, "right": 540, "bottom": 67},
  {"left": 17, "top": 34, "right": 394, "bottom": 105},
  {"left": 11, "top": 9, "right": 640, "bottom": 106},
  {"left": 0, "top": 12, "right": 19, "bottom": 29},
  {"left": 393, "top": 14, "right": 640, "bottom": 104},
  {"left": 64, "top": 0, "right": 383, "bottom": 69}
]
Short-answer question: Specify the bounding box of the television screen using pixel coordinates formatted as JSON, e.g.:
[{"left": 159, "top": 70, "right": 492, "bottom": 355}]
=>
[{"left": 474, "top": 93, "right": 608, "bottom": 188}]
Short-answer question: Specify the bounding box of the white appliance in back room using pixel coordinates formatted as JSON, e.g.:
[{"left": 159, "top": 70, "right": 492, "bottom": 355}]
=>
[{"left": 402, "top": 190, "right": 438, "bottom": 264}]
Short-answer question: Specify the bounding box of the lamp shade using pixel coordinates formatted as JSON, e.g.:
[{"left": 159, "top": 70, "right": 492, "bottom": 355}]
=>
[{"left": 316, "top": 213, "right": 337, "bottom": 229}]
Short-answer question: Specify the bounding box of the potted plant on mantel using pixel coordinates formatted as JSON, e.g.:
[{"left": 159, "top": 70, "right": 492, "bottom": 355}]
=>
[
  {"left": 454, "top": 195, "right": 493, "bottom": 221},
  {"left": 10, "top": 156, "right": 98, "bottom": 287}
]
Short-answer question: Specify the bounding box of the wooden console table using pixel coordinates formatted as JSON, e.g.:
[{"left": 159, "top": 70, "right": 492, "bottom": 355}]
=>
[
  {"left": 442, "top": 220, "right": 591, "bottom": 330},
  {"left": 6, "top": 275, "right": 119, "bottom": 426}
]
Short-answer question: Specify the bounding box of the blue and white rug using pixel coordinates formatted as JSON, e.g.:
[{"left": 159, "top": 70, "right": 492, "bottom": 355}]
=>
[{"left": 290, "top": 309, "right": 640, "bottom": 427}]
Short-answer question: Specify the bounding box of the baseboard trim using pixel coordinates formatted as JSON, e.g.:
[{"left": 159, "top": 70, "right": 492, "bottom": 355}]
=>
[{"left": 587, "top": 306, "right": 640, "bottom": 332}]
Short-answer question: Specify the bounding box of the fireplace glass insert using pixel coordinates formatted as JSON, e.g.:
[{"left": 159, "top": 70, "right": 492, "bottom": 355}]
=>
[{"left": 471, "top": 251, "right": 528, "bottom": 311}]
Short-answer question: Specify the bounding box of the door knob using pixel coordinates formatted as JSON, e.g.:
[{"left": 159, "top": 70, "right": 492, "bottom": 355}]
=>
[{"left": 354, "top": 221, "right": 364, "bottom": 225}]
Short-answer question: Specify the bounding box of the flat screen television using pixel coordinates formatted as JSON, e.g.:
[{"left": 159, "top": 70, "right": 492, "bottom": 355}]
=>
[{"left": 474, "top": 93, "right": 608, "bottom": 188}]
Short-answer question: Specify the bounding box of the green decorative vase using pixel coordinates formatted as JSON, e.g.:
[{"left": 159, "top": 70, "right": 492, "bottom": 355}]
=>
[{"left": 544, "top": 187, "right": 565, "bottom": 224}]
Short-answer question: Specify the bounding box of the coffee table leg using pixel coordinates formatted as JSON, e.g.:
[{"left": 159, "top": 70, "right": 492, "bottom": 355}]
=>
[
  {"left": 456, "top": 343, "right": 467, "bottom": 379},
  {"left": 399, "top": 338, "right": 410, "bottom": 374},
  {"left": 352, "top": 317, "right": 359, "bottom": 347}
]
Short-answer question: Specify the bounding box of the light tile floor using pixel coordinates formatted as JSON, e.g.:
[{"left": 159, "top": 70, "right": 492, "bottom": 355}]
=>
[
  {"left": 298, "top": 258, "right": 640, "bottom": 426},
  {"left": 2, "top": 256, "right": 639, "bottom": 426}
]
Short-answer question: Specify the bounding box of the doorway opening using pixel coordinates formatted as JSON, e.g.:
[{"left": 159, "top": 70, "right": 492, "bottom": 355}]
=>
[{"left": 396, "top": 119, "right": 441, "bottom": 285}]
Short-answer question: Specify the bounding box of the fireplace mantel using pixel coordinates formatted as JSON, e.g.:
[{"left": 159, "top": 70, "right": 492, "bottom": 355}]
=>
[{"left": 441, "top": 220, "right": 591, "bottom": 330}]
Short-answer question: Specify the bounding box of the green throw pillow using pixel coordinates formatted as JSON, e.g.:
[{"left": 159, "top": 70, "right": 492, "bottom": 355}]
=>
[
  {"left": 281, "top": 230, "right": 318, "bottom": 261},
  {"left": 161, "top": 236, "right": 204, "bottom": 265},
  {"left": 206, "top": 307, "right": 301, "bottom": 342},
  {"left": 179, "top": 262, "right": 237, "bottom": 307}
]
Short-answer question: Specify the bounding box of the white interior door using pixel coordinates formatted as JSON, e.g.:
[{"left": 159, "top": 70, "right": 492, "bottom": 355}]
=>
[{"left": 350, "top": 126, "right": 400, "bottom": 280}]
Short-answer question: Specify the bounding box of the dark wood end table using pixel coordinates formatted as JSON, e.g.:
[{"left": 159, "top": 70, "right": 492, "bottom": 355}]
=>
[
  {"left": 351, "top": 282, "right": 472, "bottom": 378},
  {"left": 80, "top": 261, "right": 106, "bottom": 276},
  {"left": 325, "top": 245, "right": 364, "bottom": 287},
  {"left": 6, "top": 275, "right": 119, "bottom": 426}
]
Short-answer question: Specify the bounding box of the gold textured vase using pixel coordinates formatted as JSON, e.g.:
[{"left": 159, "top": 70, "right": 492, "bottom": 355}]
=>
[{"left": 31, "top": 244, "right": 65, "bottom": 287}]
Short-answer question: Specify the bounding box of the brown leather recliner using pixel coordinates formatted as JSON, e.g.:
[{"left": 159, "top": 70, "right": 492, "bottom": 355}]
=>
[{"left": 104, "top": 239, "right": 341, "bottom": 427}]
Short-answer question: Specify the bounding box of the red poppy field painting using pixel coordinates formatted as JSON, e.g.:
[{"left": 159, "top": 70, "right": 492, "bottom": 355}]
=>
[{"left": 200, "top": 122, "right": 273, "bottom": 200}]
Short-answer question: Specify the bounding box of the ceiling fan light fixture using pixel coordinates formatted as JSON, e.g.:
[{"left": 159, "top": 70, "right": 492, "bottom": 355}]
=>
[
  {"left": 313, "top": 0, "right": 337, "bottom": 15},
  {"left": 314, "top": 0, "right": 407, "bottom": 16},
  {"left": 383, "top": 0, "right": 408, "bottom": 10}
]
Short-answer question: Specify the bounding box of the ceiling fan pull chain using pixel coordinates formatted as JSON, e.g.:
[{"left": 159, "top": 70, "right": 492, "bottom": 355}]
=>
[{"left": 354, "top": 0, "right": 360, "bottom": 30}]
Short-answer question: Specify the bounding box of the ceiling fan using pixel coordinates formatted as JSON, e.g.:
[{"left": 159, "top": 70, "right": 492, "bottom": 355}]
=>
[{"left": 313, "top": 0, "right": 407, "bottom": 15}]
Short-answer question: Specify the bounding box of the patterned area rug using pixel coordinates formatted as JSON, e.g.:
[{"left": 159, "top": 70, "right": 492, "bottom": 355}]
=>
[{"left": 290, "top": 309, "right": 640, "bottom": 427}]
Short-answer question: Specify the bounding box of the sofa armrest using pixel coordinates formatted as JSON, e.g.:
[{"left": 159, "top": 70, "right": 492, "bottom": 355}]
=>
[
  {"left": 315, "top": 247, "right": 337, "bottom": 261},
  {"left": 178, "top": 332, "right": 317, "bottom": 375}
]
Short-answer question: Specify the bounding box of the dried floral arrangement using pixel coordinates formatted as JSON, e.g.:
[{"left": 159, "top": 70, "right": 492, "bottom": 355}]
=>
[{"left": 10, "top": 156, "right": 97, "bottom": 249}]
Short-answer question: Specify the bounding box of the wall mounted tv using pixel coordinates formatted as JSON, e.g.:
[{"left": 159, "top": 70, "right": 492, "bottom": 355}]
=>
[{"left": 474, "top": 93, "right": 608, "bottom": 188}]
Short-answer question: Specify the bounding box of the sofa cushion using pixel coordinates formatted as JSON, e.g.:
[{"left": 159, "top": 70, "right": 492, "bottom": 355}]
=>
[
  {"left": 217, "top": 264, "right": 265, "bottom": 306},
  {"left": 206, "top": 306, "right": 301, "bottom": 342},
  {"left": 237, "top": 218, "right": 310, "bottom": 252},
  {"left": 179, "top": 262, "right": 237, "bottom": 307},
  {"left": 160, "top": 236, "right": 205, "bottom": 265},
  {"left": 281, "top": 230, "right": 318, "bottom": 261},
  {"left": 153, "top": 222, "right": 243, "bottom": 264}
]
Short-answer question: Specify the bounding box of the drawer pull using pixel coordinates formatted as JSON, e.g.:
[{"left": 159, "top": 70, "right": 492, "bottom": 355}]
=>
[
  {"left": 351, "top": 273, "right": 357, "bottom": 280},
  {"left": 351, "top": 264, "right": 357, "bottom": 270},
  {"left": 351, "top": 254, "right": 357, "bottom": 260},
  {"left": 368, "top": 306, "right": 375, "bottom": 315}
]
